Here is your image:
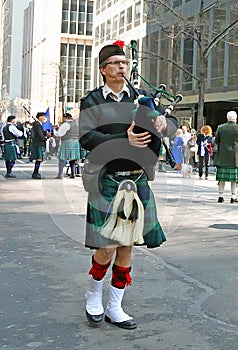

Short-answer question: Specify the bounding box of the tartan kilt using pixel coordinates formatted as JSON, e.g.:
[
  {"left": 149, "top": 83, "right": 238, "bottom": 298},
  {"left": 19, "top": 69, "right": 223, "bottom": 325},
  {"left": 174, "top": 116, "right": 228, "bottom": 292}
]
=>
[
  {"left": 3, "top": 142, "right": 17, "bottom": 161},
  {"left": 58, "top": 139, "right": 80, "bottom": 161},
  {"left": 31, "top": 144, "right": 46, "bottom": 160},
  {"left": 216, "top": 167, "right": 238, "bottom": 182},
  {"left": 85, "top": 172, "right": 166, "bottom": 249}
]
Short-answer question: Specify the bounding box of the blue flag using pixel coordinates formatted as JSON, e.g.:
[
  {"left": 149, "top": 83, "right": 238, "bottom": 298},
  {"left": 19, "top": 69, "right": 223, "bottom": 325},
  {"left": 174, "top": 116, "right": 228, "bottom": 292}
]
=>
[{"left": 42, "top": 107, "right": 53, "bottom": 132}]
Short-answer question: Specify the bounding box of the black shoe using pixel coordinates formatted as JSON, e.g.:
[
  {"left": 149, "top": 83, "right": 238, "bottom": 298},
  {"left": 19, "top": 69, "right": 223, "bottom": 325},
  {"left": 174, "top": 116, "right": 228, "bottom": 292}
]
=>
[
  {"left": 69, "top": 175, "right": 75, "bottom": 178},
  {"left": 32, "top": 173, "right": 41, "bottom": 179},
  {"left": 230, "top": 198, "right": 238, "bottom": 203},
  {"left": 5, "top": 173, "right": 16, "bottom": 178},
  {"left": 86, "top": 310, "right": 104, "bottom": 327},
  {"left": 104, "top": 315, "right": 137, "bottom": 330},
  {"left": 217, "top": 197, "right": 224, "bottom": 203}
]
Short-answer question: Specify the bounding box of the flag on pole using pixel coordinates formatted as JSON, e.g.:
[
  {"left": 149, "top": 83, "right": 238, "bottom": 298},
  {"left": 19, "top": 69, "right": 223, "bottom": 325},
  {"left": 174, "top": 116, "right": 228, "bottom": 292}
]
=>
[{"left": 42, "top": 107, "right": 53, "bottom": 132}]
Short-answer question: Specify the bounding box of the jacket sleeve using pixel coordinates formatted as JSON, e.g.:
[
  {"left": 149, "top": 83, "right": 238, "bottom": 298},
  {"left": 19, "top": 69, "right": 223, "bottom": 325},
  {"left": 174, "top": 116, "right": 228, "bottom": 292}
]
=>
[{"left": 34, "top": 122, "right": 47, "bottom": 142}]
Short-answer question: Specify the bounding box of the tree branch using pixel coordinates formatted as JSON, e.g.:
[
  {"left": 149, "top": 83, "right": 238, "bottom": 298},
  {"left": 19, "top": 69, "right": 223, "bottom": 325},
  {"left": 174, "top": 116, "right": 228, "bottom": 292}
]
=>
[
  {"left": 142, "top": 52, "right": 199, "bottom": 81},
  {"left": 204, "top": 18, "right": 238, "bottom": 58}
]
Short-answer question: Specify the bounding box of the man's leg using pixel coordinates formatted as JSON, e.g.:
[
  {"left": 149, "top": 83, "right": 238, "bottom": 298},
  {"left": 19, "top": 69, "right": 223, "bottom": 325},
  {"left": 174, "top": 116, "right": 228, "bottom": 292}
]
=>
[
  {"left": 69, "top": 160, "right": 76, "bottom": 178},
  {"left": 218, "top": 181, "right": 225, "bottom": 202},
  {"left": 55, "top": 159, "right": 65, "bottom": 179},
  {"left": 230, "top": 182, "right": 238, "bottom": 203},
  {"left": 105, "top": 246, "right": 137, "bottom": 329},
  {"left": 32, "top": 158, "right": 42, "bottom": 179},
  {"left": 85, "top": 247, "right": 115, "bottom": 326}
]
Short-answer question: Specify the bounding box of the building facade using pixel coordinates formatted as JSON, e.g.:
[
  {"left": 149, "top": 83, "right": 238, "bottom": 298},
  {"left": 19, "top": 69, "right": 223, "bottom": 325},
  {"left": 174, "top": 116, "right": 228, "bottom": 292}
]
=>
[
  {"left": 1, "top": 0, "right": 31, "bottom": 106},
  {"left": 92, "top": 0, "right": 238, "bottom": 130},
  {"left": 22, "top": 0, "right": 93, "bottom": 122}
]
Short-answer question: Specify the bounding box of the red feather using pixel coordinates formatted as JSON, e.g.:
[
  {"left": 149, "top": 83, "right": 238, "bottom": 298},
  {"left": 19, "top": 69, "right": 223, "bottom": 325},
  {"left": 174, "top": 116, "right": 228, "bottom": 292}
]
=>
[{"left": 113, "top": 40, "right": 125, "bottom": 48}]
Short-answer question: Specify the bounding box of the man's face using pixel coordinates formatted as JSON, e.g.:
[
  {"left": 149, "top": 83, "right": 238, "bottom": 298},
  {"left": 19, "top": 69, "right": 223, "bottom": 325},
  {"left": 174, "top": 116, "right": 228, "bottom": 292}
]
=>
[
  {"left": 38, "top": 115, "right": 46, "bottom": 123},
  {"left": 100, "top": 55, "right": 128, "bottom": 84}
]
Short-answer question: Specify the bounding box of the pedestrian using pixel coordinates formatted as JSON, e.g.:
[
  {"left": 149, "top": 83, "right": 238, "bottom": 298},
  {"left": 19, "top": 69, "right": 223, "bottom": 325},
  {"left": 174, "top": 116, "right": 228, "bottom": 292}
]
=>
[
  {"left": 172, "top": 128, "right": 184, "bottom": 172},
  {"left": 215, "top": 111, "right": 238, "bottom": 203},
  {"left": 79, "top": 42, "right": 177, "bottom": 329},
  {"left": 181, "top": 125, "right": 191, "bottom": 164},
  {"left": 31, "top": 112, "right": 50, "bottom": 179},
  {"left": 187, "top": 128, "right": 198, "bottom": 171},
  {"left": 196, "top": 125, "right": 213, "bottom": 180},
  {"left": 53, "top": 113, "right": 80, "bottom": 179},
  {"left": 1, "top": 115, "right": 23, "bottom": 178}
]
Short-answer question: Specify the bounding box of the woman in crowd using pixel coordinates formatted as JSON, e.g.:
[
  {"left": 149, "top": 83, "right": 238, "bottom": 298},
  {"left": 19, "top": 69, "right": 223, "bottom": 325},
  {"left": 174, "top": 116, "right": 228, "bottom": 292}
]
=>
[{"left": 196, "top": 125, "right": 213, "bottom": 180}]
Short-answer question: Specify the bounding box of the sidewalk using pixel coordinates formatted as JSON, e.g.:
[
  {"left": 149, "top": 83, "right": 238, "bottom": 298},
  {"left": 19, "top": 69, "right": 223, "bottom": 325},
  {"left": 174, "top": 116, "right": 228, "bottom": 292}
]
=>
[{"left": 0, "top": 158, "right": 238, "bottom": 350}]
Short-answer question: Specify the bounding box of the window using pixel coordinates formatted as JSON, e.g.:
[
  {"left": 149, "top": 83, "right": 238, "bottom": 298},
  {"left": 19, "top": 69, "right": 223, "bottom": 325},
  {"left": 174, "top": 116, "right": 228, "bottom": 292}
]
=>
[
  {"left": 126, "top": 6, "right": 132, "bottom": 30},
  {"left": 112, "top": 15, "right": 118, "bottom": 38},
  {"left": 134, "top": 1, "right": 141, "bottom": 26},
  {"left": 62, "top": 0, "right": 69, "bottom": 11},
  {"left": 119, "top": 11, "right": 125, "bottom": 34},
  {"left": 106, "top": 19, "right": 111, "bottom": 40}
]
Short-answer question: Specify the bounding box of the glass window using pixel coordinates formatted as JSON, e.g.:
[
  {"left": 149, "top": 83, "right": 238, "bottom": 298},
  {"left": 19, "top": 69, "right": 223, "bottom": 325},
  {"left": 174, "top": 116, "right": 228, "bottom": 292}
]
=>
[
  {"left": 86, "top": 23, "right": 92, "bottom": 35},
  {"left": 228, "top": 29, "right": 238, "bottom": 85},
  {"left": 78, "top": 22, "right": 85, "bottom": 35},
  {"left": 126, "top": 6, "right": 132, "bottom": 30},
  {"left": 87, "top": 1, "right": 93, "bottom": 13},
  {"left": 61, "top": 44, "right": 67, "bottom": 57},
  {"left": 79, "top": 0, "right": 85, "bottom": 12},
  {"left": 101, "top": 23, "right": 105, "bottom": 40},
  {"left": 106, "top": 19, "right": 111, "bottom": 40},
  {"left": 61, "top": 21, "right": 68, "bottom": 33},
  {"left": 173, "top": 0, "right": 182, "bottom": 7},
  {"left": 112, "top": 15, "right": 118, "bottom": 37},
  {"left": 69, "top": 44, "right": 76, "bottom": 57},
  {"left": 134, "top": 1, "right": 141, "bottom": 26},
  {"left": 70, "top": 22, "right": 76, "bottom": 34},
  {"left": 62, "top": 10, "right": 68, "bottom": 20},
  {"left": 62, "top": 0, "right": 69, "bottom": 11},
  {"left": 71, "top": 0, "right": 77, "bottom": 11},
  {"left": 70, "top": 11, "right": 77, "bottom": 21},
  {"left": 119, "top": 11, "right": 125, "bottom": 34}
]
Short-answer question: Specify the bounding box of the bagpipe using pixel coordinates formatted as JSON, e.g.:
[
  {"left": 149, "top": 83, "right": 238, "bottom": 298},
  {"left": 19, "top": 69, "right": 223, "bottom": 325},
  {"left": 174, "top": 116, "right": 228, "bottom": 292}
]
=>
[{"left": 123, "top": 39, "right": 183, "bottom": 168}]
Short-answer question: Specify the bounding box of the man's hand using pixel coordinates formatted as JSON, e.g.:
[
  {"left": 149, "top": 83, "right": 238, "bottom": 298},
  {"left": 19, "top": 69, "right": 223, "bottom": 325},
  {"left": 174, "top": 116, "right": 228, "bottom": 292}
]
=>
[
  {"left": 127, "top": 121, "right": 151, "bottom": 148},
  {"left": 152, "top": 114, "right": 167, "bottom": 132}
]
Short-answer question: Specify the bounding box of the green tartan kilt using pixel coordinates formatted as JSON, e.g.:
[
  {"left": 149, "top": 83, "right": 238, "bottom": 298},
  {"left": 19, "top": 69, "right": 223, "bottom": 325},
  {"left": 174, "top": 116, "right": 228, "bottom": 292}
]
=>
[
  {"left": 58, "top": 139, "right": 80, "bottom": 161},
  {"left": 31, "top": 144, "right": 46, "bottom": 160},
  {"left": 3, "top": 142, "right": 17, "bottom": 161},
  {"left": 216, "top": 167, "right": 238, "bottom": 182},
  {"left": 85, "top": 172, "right": 166, "bottom": 249}
]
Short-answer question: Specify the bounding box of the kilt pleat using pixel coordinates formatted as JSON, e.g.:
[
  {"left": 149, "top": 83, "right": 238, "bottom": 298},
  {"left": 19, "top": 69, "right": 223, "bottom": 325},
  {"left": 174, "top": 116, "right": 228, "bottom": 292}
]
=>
[
  {"left": 85, "top": 173, "right": 166, "bottom": 249},
  {"left": 216, "top": 167, "right": 238, "bottom": 182},
  {"left": 58, "top": 139, "right": 80, "bottom": 160}
]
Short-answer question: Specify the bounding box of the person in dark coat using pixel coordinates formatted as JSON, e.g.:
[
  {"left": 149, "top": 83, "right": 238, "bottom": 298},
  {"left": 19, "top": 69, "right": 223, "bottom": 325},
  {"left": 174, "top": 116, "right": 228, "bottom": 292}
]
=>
[
  {"left": 31, "top": 112, "right": 50, "bottom": 179},
  {"left": 196, "top": 125, "right": 213, "bottom": 180},
  {"left": 1, "top": 115, "right": 23, "bottom": 177},
  {"left": 79, "top": 42, "right": 178, "bottom": 330},
  {"left": 215, "top": 111, "right": 238, "bottom": 203}
]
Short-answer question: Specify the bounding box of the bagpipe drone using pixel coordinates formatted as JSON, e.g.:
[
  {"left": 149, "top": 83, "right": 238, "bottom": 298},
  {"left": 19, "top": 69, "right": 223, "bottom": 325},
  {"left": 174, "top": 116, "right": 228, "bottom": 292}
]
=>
[{"left": 122, "top": 39, "right": 183, "bottom": 168}]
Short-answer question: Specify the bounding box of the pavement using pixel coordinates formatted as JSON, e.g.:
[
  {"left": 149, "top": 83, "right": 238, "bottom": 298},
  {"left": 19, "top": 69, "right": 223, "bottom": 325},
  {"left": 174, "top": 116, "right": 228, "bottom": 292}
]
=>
[{"left": 0, "top": 157, "right": 238, "bottom": 350}]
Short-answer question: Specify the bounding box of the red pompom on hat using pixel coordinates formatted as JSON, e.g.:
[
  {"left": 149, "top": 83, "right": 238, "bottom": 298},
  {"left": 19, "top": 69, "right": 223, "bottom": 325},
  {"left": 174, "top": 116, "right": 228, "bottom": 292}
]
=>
[{"left": 99, "top": 40, "right": 125, "bottom": 65}]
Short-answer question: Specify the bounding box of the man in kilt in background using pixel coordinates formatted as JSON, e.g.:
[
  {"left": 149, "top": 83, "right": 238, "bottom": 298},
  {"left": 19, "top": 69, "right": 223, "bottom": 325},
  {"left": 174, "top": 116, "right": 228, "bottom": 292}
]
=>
[
  {"left": 215, "top": 110, "right": 238, "bottom": 203},
  {"left": 31, "top": 112, "right": 50, "bottom": 179},
  {"left": 54, "top": 113, "right": 80, "bottom": 179},
  {"left": 79, "top": 42, "right": 178, "bottom": 329},
  {"left": 1, "top": 115, "right": 23, "bottom": 178}
]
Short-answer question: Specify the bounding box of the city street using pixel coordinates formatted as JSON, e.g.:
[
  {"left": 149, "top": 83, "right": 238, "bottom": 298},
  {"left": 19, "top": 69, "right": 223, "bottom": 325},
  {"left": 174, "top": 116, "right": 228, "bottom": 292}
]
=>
[{"left": 0, "top": 157, "right": 238, "bottom": 350}]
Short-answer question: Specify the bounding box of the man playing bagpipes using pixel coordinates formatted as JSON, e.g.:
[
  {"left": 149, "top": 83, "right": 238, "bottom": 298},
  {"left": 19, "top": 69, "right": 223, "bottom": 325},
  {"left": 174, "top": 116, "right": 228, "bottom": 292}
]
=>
[{"left": 79, "top": 41, "right": 179, "bottom": 329}]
